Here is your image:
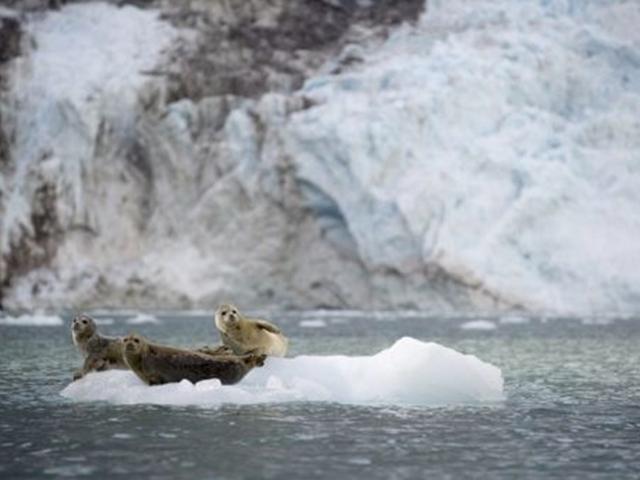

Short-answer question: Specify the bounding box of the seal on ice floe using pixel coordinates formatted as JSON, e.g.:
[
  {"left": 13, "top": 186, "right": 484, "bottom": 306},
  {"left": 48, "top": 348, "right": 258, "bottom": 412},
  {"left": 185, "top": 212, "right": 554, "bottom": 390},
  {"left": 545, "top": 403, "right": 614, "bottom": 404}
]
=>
[
  {"left": 71, "top": 314, "right": 128, "bottom": 380},
  {"left": 122, "top": 333, "right": 266, "bottom": 386},
  {"left": 215, "top": 303, "right": 288, "bottom": 357},
  {"left": 195, "top": 344, "right": 234, "bottom": 356}
]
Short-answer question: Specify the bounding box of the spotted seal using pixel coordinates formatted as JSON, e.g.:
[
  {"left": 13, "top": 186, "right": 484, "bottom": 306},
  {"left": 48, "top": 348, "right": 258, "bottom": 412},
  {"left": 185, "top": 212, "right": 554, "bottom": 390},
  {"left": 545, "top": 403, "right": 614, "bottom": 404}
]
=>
[
  {"left": 215, "top": 303, "right": 288, "bottom": 357},
  {"left": 122, "top": 333, "right": 266, "bottom": 386},
  {"left": 71, "top": 313, "right": 127, "bottom": 380}
]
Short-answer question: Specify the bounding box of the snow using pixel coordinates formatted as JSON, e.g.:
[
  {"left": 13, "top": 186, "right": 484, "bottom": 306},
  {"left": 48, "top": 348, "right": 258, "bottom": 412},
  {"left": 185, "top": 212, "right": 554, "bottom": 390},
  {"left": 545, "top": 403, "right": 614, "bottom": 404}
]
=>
[
  {"left": 61, "top": 337, "right": 504, "bottom": 406},
  {"left": 0, "top": 313, "right": 63, "bottom": 326},
  {"left": 460, "top": 320, "right": 497, "bottom": 331}
]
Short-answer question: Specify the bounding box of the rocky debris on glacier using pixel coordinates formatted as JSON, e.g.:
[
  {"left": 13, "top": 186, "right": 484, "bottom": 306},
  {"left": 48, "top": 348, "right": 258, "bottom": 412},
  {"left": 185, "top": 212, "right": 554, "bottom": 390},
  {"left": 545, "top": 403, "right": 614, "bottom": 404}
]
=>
[{"left": 1, "top": 0, "right": 639, "bottom": 315}]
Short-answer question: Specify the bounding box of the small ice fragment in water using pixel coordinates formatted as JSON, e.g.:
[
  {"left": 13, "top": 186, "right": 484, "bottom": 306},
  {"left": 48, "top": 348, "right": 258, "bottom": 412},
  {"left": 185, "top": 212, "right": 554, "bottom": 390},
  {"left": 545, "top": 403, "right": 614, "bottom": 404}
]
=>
[
  {"left": 94, "top": 318, "right": 115, "bottom": 326},
  {"left": 499, "top": 315, "right": 529, "bottom": 325},
  {"left": 299, "top": 319, "right": 327, "bottom": 328},
  {"left": 0, "top": 313, "right": 63, "bottom": 326},
  {"left": 582, "top": 317, "right": 613, "bottom": 325},
  {"left": 460, "top": 320, "right": 497, "bottom": 331},
  {"left": 126, "top": 313, "right": 159, "bottom": 325}
]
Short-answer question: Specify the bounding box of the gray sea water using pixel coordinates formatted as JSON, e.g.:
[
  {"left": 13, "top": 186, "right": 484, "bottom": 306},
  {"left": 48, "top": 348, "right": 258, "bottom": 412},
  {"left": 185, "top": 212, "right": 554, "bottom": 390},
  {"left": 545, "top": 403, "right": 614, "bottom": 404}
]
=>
[{"left": 1, "top": 312, "right": 639, "bottom": 479}]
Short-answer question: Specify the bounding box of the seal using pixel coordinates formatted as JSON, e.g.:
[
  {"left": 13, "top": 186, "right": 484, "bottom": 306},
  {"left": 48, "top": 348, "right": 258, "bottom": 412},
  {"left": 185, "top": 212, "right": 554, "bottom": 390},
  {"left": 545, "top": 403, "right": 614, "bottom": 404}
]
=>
[
  {"left": 122, "top": 333, "right": 266, "bottom": 386},
  {"left": 196, "top": 344, "right": 234, "bottom": 356},
  {"left": 71, "top": 313, "right": 128, "bottom": 380},
  {"left": 214, "top": 303, "right": 288, "bottom": 357}
]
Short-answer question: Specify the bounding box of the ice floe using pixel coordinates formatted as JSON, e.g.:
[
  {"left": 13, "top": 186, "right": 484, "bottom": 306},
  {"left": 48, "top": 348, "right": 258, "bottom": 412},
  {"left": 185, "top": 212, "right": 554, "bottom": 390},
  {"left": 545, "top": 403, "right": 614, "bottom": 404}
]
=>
[{"left": 61, "top": 337, "right": 504, "bottom": 406}]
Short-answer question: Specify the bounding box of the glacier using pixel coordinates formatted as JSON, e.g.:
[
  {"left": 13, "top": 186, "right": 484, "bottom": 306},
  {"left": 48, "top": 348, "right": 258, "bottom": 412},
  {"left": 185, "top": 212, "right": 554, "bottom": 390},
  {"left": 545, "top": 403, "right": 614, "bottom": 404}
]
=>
[
  {"left": 1, "top": 0, "right": 639, "bottom": 315},
  {"left": 61, "top": 336, "right": 505, "bottom": 406}
]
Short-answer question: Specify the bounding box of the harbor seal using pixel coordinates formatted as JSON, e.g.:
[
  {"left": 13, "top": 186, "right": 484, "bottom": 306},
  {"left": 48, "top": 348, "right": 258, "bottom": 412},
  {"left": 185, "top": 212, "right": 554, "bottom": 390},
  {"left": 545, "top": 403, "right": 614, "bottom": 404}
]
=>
[
  {"left": 122, "top": 333, "right": 266, "bottom": 386},
  {"left": 71, "top": 314, "right": 127, "bottom": 380},
  {"left": 215, "top": 304, "right": 288, "bottom": 357},
  {"left": 195, "top": 344, "right": 234, "bottom": 356}
]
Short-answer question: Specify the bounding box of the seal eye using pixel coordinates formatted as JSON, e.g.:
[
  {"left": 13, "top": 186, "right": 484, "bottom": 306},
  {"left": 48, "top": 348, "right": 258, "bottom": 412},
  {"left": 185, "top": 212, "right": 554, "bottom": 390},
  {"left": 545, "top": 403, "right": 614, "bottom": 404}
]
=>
[
  {"left": 82, "top": 320, "right": 87, "bottom": 324},
  {"left": 133, "top": 338, "right": 139, "bottom": 344}
]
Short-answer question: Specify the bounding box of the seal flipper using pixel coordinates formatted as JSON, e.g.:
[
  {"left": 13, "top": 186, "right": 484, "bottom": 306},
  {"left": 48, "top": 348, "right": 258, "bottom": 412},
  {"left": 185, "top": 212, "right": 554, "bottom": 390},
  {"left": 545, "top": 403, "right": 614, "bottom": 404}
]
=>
[
  {"left": 74, "top": 355, "right": 106, "bottom": 380},
  {"left": 254, "top": 320, "right": 281, "bottom": 334}
]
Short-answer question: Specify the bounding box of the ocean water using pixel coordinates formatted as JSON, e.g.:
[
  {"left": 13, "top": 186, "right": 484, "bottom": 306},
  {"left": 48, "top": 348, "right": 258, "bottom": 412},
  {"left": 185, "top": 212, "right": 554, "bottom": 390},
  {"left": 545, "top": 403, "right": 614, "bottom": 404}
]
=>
[{"left": 1, "top": 312, "right": 639, "bottom": 479}]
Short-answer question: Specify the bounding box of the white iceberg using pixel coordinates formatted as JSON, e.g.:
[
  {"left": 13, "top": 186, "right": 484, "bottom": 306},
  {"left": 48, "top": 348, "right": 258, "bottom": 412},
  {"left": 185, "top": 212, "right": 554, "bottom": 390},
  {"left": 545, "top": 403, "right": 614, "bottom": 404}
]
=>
[{"left": 61, "top": 337, "right": 504, "bottom": 407}]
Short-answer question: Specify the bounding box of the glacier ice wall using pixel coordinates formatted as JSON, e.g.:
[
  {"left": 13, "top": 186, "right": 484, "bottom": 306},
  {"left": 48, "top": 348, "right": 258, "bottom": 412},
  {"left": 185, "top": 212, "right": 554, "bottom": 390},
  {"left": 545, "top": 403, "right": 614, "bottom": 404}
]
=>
[
  {"left": 1, "top": 0, "right": 639, "bottom": 314},
  {"left": 281, "top": 0, "right": 640, "bottom": 313}
]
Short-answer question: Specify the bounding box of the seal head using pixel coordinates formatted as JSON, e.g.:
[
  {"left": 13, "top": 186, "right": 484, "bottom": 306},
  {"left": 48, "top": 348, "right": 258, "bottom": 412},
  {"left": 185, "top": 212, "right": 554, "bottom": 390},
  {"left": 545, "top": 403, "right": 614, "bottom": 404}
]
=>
[
  {"left": 71, "top": 313, "right": 127, "bottom": 380},
  {"left": 215, "top": 304, "right": 240, "bottom": 332},
  {"left": 71, "top": 314, "right": 97, "bottom": 350}
]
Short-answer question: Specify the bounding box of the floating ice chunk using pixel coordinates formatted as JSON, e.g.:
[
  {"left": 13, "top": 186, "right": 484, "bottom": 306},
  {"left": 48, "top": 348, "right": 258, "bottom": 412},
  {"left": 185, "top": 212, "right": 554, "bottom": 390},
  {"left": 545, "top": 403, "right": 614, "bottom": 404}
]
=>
[
  {"left": 94, "top": 318, "right": 115, "bottom": 326},
  {"left": 460, "top": 320, "right": 497, "bottom": 331},
  {"left": 0, "top": 313, "right": 63, "bottom": 326},
  {"left": 61, "top": 337, "right": 504, "bottom": 406},
  {"left": 125, "top": 313, "right": 159, "bottom": 325},
  {"left": 581, "top": 317, "right": 613, "bottom": 326},
  {"left": 299, "top": 319, "right": 327, "bottom": 328},
  {"left": 499, "top": 315, "right": 530, "bottom": 325}
]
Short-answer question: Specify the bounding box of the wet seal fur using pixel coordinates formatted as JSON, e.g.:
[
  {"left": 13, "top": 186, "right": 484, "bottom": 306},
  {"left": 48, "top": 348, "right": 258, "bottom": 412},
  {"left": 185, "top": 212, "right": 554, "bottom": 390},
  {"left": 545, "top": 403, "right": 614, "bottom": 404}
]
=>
[
  {"left": 122, "top": 333, "right": 266, "bottom": 386},
  {"left": 196, "top": 344, "right": 234, "bottom": 356},
  {"left": 215, "top": 303, "right": 288, "bottom": 357},
  {"left": 71, "top": 313, "right": 127, "bottom": 380}
]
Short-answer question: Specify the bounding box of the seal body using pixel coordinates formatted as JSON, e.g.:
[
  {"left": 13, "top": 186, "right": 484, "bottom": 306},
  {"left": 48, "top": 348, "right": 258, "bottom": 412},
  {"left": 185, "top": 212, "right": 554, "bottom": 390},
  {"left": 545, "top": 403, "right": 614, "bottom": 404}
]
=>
[
  {"left": 122, "top": 334, "right": 266, "bottom": 386},
  {"left": 196, "top": 344, "right": 234, "bottom": 356},
  {"left": 215, "top": 304, "right": 288, "bottom": 357},
  {"left": 71, "top": 314, "right": 127, "bottom": 380}
]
